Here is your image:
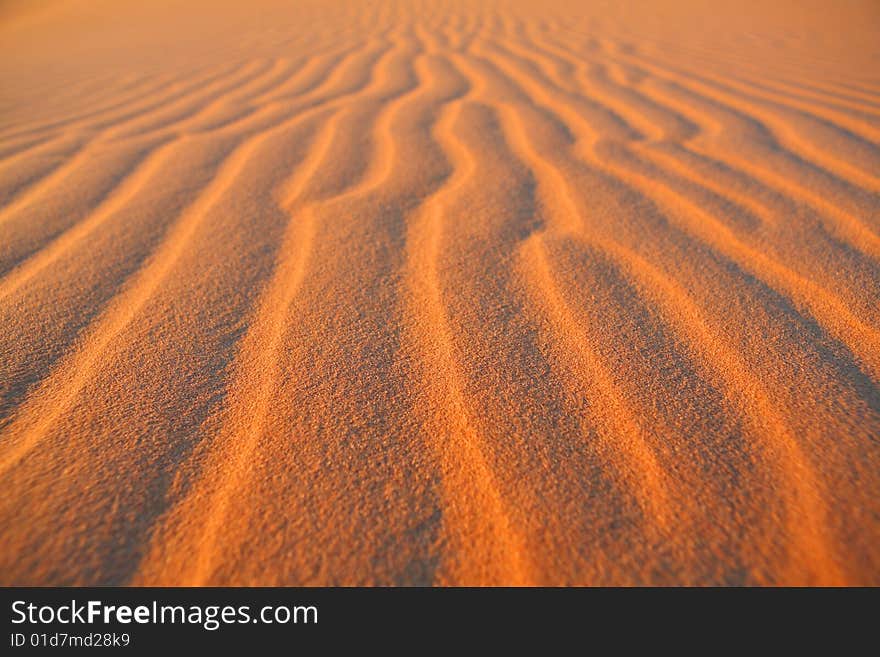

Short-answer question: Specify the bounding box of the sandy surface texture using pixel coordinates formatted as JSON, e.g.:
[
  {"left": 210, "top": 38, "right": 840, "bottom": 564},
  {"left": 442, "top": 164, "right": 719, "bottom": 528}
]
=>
[{"left": 0, "top": 0, "right": 878, "bottom": 585}]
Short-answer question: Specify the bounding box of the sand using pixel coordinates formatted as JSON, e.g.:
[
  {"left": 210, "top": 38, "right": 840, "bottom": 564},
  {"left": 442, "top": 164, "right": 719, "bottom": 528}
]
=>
[{"left": 0, "top": 0, "right": 878, "bottom": 586}]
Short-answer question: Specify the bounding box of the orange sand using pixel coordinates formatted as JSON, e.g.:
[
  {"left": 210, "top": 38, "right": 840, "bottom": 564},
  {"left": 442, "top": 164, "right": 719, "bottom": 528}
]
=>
[{"left": 0, "top": 0, "right": 878, "bottom": 585}]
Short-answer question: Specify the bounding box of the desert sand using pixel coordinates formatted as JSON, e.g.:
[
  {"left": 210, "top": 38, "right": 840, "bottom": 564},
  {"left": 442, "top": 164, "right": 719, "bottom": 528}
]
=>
[{"left": 0, "top": 0, "right": 878, "bottom": 585}]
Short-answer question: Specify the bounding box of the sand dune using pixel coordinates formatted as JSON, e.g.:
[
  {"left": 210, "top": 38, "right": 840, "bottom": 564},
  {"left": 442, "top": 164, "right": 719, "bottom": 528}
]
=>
[{"left": 0, "top": 0, "right": 878, "bottom": 585}]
